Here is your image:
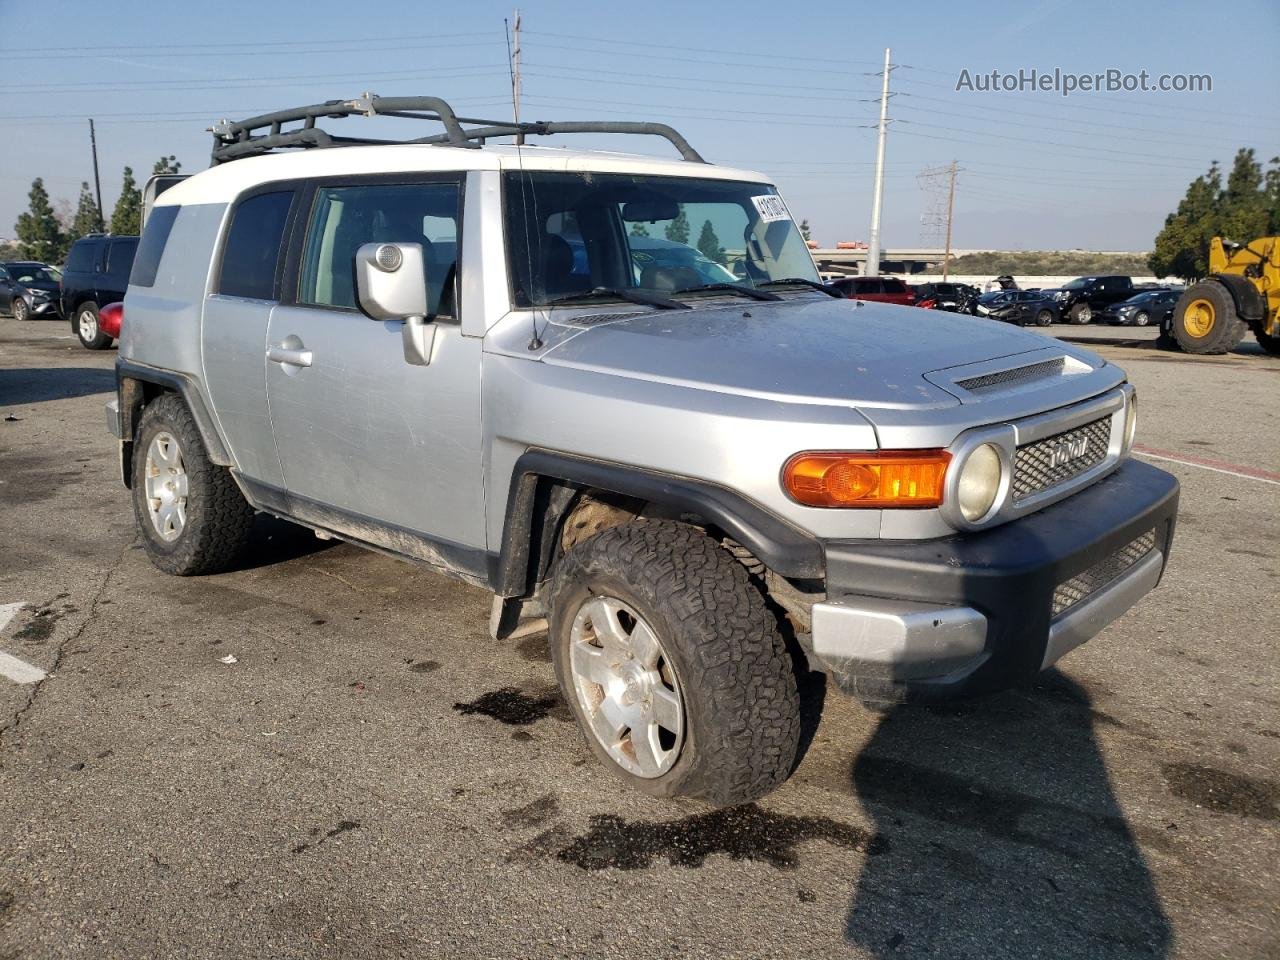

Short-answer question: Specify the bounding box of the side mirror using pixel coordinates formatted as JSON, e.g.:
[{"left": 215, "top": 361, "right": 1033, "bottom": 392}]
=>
[{"left": 354, "top": 242, "right": 434, "bottom": 366}]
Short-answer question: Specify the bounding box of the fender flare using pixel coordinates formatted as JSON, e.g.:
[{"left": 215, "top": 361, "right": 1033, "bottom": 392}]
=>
[
  {"left": 116, "top": 359, "right": 233, "bottom": 487},
  {"left": 492, "top": 449, "right": 825, "bottom": 597},
  {"left": 1209, "top": 273, "right": 1265, "bottom": 321}
]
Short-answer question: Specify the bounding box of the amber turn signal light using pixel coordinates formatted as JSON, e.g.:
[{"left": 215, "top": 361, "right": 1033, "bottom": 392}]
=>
[{"left": 782, "top": 450, "right": 951, "bottom": 508}]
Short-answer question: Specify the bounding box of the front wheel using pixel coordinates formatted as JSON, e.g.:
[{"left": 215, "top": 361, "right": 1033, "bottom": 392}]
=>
[
  {"left": 131, "top": 394, "right": 255, "bottom": 575},
  {"left": 548, "top": 520, "right": 801, "bottom": 806},
  {"left": 1068, "top": 303, "right": 1092, "bottom": 324},
  {"left": 1171, "top": 281, "right": 1246, "bottom": 354},
  {"left": 1132, "top": 311, "right": 1150, "bottom": 327},
  {"left": 75, "top": 302, "right": 113, "bottom": 350},
  {"left": 11, "top": 298, "right": 29, "bottom": 322}
]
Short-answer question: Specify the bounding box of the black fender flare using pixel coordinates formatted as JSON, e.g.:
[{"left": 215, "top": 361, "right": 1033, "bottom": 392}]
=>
[
  {"left": 491, "top": 449, "right": 825, "bottom": 598},
  {"left": 1209, "top": 273, "right": 1265, "bottom": 322},
  {"left": 116, "top": 359, "right": 233, "bottom": 487}
]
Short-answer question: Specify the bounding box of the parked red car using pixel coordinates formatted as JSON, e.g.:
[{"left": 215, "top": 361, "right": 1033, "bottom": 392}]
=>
[{"left": 828, "top": 276, "right": 915, "bottom": 306}]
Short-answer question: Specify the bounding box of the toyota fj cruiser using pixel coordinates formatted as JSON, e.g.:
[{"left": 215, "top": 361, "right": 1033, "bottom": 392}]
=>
[{"left": 106, "top": 96, "right": 1178, "bottom": 805}]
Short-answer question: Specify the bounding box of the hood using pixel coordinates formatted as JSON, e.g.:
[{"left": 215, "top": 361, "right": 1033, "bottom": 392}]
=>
[
  {"left": 538, "top": 297, "right": 1070, "bottom": 410},
  {"left": 21, "top": 280, "right": 59, "bottom": 293}
]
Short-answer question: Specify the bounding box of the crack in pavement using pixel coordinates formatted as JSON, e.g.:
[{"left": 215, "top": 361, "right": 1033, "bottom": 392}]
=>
[{"left": 0, "top": 537, "right": 133, "bottom": 763}]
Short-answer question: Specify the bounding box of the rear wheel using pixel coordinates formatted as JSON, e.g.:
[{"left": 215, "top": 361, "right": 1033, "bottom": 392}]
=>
[
  {"left": 1034, "top": 308, "right": 1054, "bottom": 327},
  {"left": 1171, "top": 282, "right": 1246, "bottom": 354},
  {"left": 75, "top": 302, "right": 113, "bottom": 350},
  {"left": 1068, "top": 302, "right": 1092, "bottom": 324},
  {"left": 548, "top": 520, "right": 801, "bottom": 806},
  {"left": 131, "top": 394, "right": 255, "bottom": 575}
]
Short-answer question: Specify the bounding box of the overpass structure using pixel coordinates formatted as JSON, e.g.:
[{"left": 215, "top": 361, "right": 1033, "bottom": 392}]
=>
[{"left": 810, "top": 247, "right": 988, "bottom": 277}]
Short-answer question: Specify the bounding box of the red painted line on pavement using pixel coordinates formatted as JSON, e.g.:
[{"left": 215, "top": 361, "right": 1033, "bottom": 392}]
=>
[{"left": 1133, "top": 444, "right": 1280, "bottom": 484}]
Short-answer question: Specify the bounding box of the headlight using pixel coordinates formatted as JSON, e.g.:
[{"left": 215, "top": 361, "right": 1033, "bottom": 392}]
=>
[
  {"left": 1123, "top": 392, "right": 1137, "bottom": 454},
  {"left": 955, "top": 442, "right": 1004, "bottom": 522}
]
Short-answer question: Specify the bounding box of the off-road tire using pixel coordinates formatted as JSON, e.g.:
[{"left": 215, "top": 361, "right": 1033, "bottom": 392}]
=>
[
  {"left": 75, "top": 302, "right": 112, "bottom": 350},
  {"left": 547, "top": 519, "right": 801, "bottom": 806},
  {"left": 11, "top": 298, "right": 28, "bottom": 322},
  {"left": 131, "top": 394, "right": 255, "bottom": 576},
  {"left": 1171, "top": 281, "right": 1247, "bottom": 355},
  {"left": 1255, "top": 329, "right": 1280, "bottom": 355},
  {"left": 1068, "top": 302, "right": 1092, "bottom": 324}
]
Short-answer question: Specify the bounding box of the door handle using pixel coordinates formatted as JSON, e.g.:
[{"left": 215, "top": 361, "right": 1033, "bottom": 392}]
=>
[{"left": 268, "top": 344, "right": 313, "bottom": 367}]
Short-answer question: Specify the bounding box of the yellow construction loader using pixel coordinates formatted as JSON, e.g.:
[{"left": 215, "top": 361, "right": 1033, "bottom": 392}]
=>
[{"left": 1167, "top": 236, "right": 1280, "bottom": 355}]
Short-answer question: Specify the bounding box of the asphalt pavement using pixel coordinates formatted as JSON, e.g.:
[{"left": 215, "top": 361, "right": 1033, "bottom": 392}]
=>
[{"left": 0, "top": 319, "right": 1277, "bottom": 959}]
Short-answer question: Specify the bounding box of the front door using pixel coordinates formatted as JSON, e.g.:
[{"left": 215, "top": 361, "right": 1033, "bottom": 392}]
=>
[{"left": 263, "top": 177, "right": 486, "bottom": 572}]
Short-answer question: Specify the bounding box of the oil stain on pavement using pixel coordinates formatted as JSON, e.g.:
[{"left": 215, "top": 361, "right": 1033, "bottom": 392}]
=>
[
  {"left": 453, "top": 686, "right": 570, "bottom": 725},
  {"left": 523, "top": 804, "right": 885, "bottom": 871},
  {"left": 1162, "top": 762, "right": 1278, "bottom": 821}
]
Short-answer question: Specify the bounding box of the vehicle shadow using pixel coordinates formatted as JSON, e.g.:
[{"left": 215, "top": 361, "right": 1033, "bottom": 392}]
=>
[
  {"left": 843, "top": 672, "right": 1172, "bottom": 958},
  {"left": 229, "top": 514, "right": 338, "bottom": 571},
  {"left": 0, "top": 367, "right": 116, "bottom": 405}
]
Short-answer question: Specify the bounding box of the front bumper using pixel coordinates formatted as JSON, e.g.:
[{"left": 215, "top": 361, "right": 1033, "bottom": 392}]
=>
[
  {"left": 28, "top": 297, "right": 60, "bottom": 317},
  {"left": 809, "top": 459, "right": 1178, "bottom": 701}
]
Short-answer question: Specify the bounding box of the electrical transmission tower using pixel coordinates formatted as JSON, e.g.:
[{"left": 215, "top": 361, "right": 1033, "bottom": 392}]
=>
[{"left": 917, "top": 161, "right": 961, "bottom": 278}]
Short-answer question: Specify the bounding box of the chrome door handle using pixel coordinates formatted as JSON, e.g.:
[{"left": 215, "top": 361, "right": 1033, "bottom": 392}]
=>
[{"left": 268, "top": 344, "right": 313, "bottom": 367}]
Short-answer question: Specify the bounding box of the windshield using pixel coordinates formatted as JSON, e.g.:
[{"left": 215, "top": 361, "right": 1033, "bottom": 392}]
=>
[
  {"left": 503, "top": 172, "right": 818, "bottom": 307},
  {"left": 7, "top": 264, "right": 56, "bottom": 284},
  {"left": 1061, "top": 278, "right": 1092, "bottom": 290}
]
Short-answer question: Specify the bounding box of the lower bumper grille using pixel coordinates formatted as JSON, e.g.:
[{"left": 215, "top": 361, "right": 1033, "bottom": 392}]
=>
[{"left": 1052, "top": 529, "right": 1157, "bottom": 618}]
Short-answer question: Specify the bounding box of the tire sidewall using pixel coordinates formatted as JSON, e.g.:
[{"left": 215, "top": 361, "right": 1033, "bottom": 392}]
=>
[
  {"left": 76, "top": 302, "right": 110, "bottom": 349},
  {"left": 548, "top": 554, "right": 703, "bottom": 799},
  {"left": 1036, "top": 309, "right": 1053, "bottom": 326},
  {"left": 12, "top": 298, "right": 28, "bottom": 321},
  {"left": 131, "top": 397, "right": 210, "bottom": 572},
  {"left": 1134, "top": 311, "right": 1149, "bottom": 327}
]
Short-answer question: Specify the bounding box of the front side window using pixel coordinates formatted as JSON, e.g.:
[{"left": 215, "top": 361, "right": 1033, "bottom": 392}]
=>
[
  {"left": 298, "top": 181, "right": 460, "bottom": 316},
  {"left": 503, "top": 172, "right": 817, "bottom": 307},
  {"left": 218, "top": 191, "right": 293, "bottom": 300}
]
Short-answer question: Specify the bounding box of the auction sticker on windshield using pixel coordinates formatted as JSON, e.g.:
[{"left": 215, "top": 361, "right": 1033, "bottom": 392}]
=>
[{"left": 751, "top": 194, "right": 791, "bottom": 222}]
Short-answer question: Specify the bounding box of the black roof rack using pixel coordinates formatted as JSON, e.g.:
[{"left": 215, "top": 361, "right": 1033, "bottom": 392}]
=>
[{"left": 210, "top": 93, "right": 706, "bottom": 165}]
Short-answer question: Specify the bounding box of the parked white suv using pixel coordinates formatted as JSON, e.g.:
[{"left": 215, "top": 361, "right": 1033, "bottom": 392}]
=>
[{"left": 106, "top": 96, "right": 1178, "bottom": 805}]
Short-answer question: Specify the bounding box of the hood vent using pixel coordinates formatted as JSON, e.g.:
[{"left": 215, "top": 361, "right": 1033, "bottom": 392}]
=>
[
  {"left": 956, "top": 356, "right": 1066, "bottom": 394},
  {"left": 555, "top": 312, "right": 645, "bottom": 327}
]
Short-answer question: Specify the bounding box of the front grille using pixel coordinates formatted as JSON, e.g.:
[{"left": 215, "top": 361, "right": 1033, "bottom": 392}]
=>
[
  {"left": 956, "top": 357, "right": 1066, "bottom": 393},
  {"left": 1052, "top": 530, "right": 1157, "bottom": 618},
  {"left": 1012, "top": 415, "right": 1112, "bottom": 501}
]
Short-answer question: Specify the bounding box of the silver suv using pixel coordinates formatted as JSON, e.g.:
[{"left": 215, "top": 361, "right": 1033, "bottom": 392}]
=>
[{"left": 106, "top": 96, "right": 1179, "bottom": 806}]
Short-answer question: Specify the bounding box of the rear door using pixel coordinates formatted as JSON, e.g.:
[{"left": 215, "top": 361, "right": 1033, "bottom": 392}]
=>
[
  {"left": 200, "top": 189, "right": 297, "bottom": 489},
  {"left": 263, "top": 176, "right": 486, "bottom": 562}
]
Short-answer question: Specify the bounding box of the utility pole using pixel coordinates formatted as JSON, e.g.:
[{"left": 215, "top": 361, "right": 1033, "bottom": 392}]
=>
[
  {"left": 943, "top": 160, "right": 958, "bottom": 281},
  {"left": 865, "top": 47, "right": 891, "bottom": 278},
  {"left": 88, "top": 118, "right": 103, "bottom": 221}
]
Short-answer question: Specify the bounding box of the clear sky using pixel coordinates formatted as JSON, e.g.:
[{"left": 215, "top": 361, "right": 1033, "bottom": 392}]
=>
[{"left": 2, "top": 0, "right": 1277, "bottom": 251}]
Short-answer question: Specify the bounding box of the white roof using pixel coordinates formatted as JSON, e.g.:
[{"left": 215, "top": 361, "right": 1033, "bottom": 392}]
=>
[{"left": 158, "top": 143, "right": 771, "bottom": 207}]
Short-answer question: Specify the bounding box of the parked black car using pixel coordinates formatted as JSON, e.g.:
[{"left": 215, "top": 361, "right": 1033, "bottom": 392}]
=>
[
  {"left": 0, "top": 261, "right": 62, "bottom": 321},
  {"left": 1098, "top": 288, "right": 1181, "bottom": 327},
  {"left": 913, "top": 281, "right": 979, "bottom": 314},
  {"left": 60, "top": 234, "right": 138, "bottom": 349},
  {"left": 984, "top": 290, "right": 1060, "bottom": 327},
  {"left": 1049, "top": 275, "right": 1134, "bottom": 324}
]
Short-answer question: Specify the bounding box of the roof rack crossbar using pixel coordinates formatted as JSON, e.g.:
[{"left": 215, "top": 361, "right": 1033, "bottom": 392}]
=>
[{"left": 210, "top": 94, "right": 705, "bottom": 165}]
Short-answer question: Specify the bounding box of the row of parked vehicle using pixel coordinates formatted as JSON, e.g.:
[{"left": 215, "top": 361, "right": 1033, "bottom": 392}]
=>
[
  {"left": 825, "top": 273, "right": 1184, "bottom": 328},
  {"left": 1, "top": 233, "right": 138, "bottom": 348}
]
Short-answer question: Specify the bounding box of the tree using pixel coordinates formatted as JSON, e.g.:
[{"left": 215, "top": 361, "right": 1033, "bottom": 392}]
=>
[
  {"left": 14, "top": 178, "right": 66, "bottom": 263},
  {"left": 153, "top": 155, "right": 182, "bottom": 175},
  {"left": 697, "top": 219, "right": 726, "bottom": 265},
  {"left": 1149, "top": 148, "right": 1280, "bottom": 281},
  {"left": 799, "top": 218, "right": 812, "bottom": 242},
  {"left": 110, "top": 166, "right": 142, "bottom": 236},
  {"left": 629, "top": 221, "right": 651, "bottom": 238},
  {"left": 664, "top": 207, "right": 690, "bottom": 245},
  {"left": 70, "top": 182, "right": 105, "bottom": 239}
]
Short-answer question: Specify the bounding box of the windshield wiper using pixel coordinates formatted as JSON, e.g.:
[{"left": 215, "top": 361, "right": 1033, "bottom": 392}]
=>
[
  {"left": 543, "top": 286, "right": 691, "bottom": 310},
  {"left": 757, "top": 277, "right": 842, "bottom": 298},
  {"left": 673, "top": 282, "right": 781, "bottom": 302}
]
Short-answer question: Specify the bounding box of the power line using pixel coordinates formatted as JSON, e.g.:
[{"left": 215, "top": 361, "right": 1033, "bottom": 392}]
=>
[{"left": 1, "top": 31, "right": 496, "bottom": 56}]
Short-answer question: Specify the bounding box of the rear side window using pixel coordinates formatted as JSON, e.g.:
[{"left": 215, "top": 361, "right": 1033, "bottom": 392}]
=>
[
  {"left": 130, "top": 205, "right": 180, "bottom": 288},
  {"left": 218, "top": 191, "right": 293, "bottom": 300},
  {"left": 881, "top": 279, "right": 907, "bottom": 293},
  {"left": 106, "top": 238, "right": 138, "bottom": 277},
  {"left": 65, "top": 241, "right": 95, "bottom": 273}
]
